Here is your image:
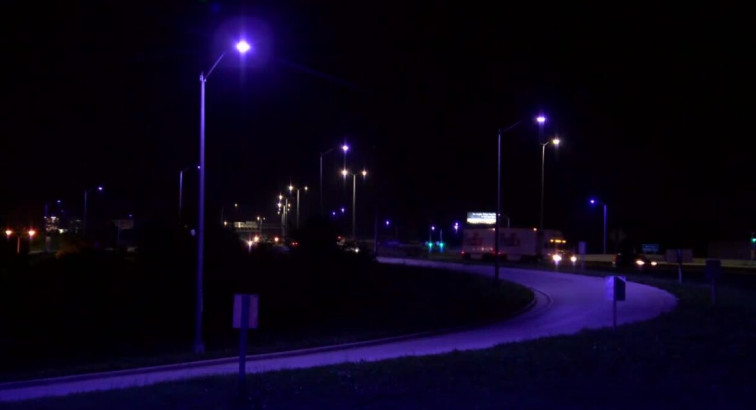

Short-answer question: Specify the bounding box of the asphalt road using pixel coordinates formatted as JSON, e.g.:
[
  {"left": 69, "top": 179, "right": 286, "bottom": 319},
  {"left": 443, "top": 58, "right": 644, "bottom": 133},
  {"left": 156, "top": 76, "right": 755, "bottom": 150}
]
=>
[{"left": 0, "top": 258, "right": 677, "bottom": 402}]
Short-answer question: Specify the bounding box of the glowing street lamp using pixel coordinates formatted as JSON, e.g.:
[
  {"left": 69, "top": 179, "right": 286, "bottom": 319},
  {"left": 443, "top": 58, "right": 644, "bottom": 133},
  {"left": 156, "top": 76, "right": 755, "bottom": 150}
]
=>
[
  {"left": 540, "top": 136, "right": 561, "bottom": 231},
  {"left": 288, "top": 184, "right": 308, "bottom": 229},
  {"left": 341, "top": 143, "right": 349, "bottom": 178},
  {"left": 5, "top": 229, "right": 11, "bottom": 239},
  {"left": 195, "top": 39, "right": 251, "bottom": 354},
  {"left": 342, "top": 169, "right": 367, "bottom": 238},
  {"left": 589, "top": 198, "right": 608, "bottom": 254}
]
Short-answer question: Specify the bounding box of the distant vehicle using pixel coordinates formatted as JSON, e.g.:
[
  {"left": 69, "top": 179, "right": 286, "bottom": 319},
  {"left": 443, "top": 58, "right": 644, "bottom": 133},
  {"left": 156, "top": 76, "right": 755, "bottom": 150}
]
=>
[
  {"left": 461, "top": 227, "right": 567, "bottom": 261},
  {"left": 613, "top": 248, "right": 658, "bottom": 268}
]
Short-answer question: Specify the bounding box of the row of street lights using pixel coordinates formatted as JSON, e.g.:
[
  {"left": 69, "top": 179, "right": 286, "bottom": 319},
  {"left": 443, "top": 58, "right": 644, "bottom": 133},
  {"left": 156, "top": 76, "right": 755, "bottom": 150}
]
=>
[
  {"left": 494, "top": 114, "right": 561, "bottom": 282},
  {"left": 4, "top": 229, "right": 36, "bottom": 254}
]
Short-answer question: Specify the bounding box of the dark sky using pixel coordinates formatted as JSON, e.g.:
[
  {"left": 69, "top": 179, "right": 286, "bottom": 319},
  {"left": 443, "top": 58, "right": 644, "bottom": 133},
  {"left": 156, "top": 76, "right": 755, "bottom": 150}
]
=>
[{"left": 2, "top": 1, "right": 754, "bottom": 251}]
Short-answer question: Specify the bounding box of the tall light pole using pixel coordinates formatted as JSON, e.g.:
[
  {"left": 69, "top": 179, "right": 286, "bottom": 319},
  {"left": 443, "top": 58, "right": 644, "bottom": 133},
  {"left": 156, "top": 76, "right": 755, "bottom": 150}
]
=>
[
  {"left": 540, "top": 137, "right": 560, "bottom": 231},
  {"left": 277, "top": 194, "right": 289, "bottom": 238},
  {"left": 319, "top": 147, "right": 337, "bottom": 216},
  {"left": 342, "top": 168, "right": 366, "bottom": 238},
  {"left": 288, "top": 184, "right": 308, "bottom": 229},
  {"left": 83, "top": 185, "right": 103, "bottom": 235},
  {"left": 495, "top": 120, "right": 523, "bottom": 284},
  {"left": 256, "top": 216, "right": 265, "bottom": 239},
  {"left": 195, "top": 39, "right": 251, "bottom": 354},
  {"left": 589, "top": 198, "right": 608, "bottom": 254},
  {"left": 179, "top": 165, "right": 199, "bottom": 220}
]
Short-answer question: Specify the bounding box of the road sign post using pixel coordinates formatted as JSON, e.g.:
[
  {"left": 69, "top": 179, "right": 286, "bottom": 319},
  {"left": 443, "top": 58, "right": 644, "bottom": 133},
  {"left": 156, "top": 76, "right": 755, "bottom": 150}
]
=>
[
  {"left": 605, "top": 276, "right": 626, "bottom": 331},
  {"left": 233, "top": 294, "right": 259, "bottom": 394}
]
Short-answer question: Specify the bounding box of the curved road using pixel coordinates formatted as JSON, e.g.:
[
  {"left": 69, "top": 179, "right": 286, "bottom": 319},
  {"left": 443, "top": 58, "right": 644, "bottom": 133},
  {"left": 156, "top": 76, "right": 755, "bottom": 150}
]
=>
[{"left": 0, "top": 258, "right": 677, "bottom": 402}]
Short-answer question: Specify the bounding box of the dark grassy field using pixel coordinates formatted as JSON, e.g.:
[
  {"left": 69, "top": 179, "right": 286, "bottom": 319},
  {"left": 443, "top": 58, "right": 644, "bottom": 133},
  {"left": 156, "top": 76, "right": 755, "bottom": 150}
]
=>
[{"left": 7, "top": 268, "right": 756, "bottom": 409}]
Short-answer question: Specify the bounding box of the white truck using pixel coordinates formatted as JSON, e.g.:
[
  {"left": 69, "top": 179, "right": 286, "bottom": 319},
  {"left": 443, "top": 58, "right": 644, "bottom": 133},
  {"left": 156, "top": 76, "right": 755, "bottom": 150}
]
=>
[{"left": 461, "top": 226, "right": 567, "bottom": 261}]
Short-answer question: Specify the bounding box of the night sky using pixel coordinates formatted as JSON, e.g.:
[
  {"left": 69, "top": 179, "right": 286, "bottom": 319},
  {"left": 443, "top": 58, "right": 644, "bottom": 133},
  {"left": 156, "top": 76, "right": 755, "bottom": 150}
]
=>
[{"left": 2, "top": 1, "right": 753, "bottom": 252}]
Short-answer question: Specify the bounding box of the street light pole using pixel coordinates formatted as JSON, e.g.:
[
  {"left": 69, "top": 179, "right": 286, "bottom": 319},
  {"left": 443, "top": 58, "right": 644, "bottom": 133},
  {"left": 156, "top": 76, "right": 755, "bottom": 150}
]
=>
[
  {"left": 495, "top": 128, "right": 501, "bottom": 283},
  {"left": 494, "top": 120, "right": 523, "bottom": 284},
  {"left": 83, "top": 186, "right": 103, "bottom": 236},
  {"left": 602, "top": 203, "right": 608, "bottom": 255},
  {"left": 352, "top": 173, "right": 356, "bottom": 238},
  {"left": 539, "top": 137, "right": 560, "bottom": 232},
  {"left": 589, "top": 198, "right": 608, "bottom": 255},
  {"left": 289, "top": 185, "right": 308, "bottom": 230},
  {"left": 195, "top": 39, "right": 251, "bottom": 355},
  {"left": 343, "top": 168, "right": 366, "bottom": 239}
]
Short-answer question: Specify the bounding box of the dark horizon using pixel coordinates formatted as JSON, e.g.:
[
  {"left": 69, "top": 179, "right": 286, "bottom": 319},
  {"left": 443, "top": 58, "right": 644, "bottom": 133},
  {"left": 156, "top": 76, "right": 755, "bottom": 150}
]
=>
[{"left": 2, "top": 1, "right": 753, "bottom": 253}]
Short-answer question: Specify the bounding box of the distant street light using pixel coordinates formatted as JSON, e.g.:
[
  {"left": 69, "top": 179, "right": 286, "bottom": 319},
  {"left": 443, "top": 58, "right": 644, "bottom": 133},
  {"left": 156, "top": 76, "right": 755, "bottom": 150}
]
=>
[
  {"left": 195, "top": 39, "right": 251, "bottom": 354},
  {"left": 342, "top": 169, "right": 367, "bottom": 238},
  {"left": 589, "top": 198, "right": 608, "bottom": 254},
  {"left": 540, "top": 137, "right": 561, "bottom": 231},
  {"left": 179, "top": 165, "right": 199, "bottom": 220},
  {"left": 83, "top": 185, "right": 103, "bottom": 235},
  {"left": 341, "top": 143, "right": 349, "bottom": 177},
  {"left": 288, "top": 184, "right": 308, "bottom": 229}
]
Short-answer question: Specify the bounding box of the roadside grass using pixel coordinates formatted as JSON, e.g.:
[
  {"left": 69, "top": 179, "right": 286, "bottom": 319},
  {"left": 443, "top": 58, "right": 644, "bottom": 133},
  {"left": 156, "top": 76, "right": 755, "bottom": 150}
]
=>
[
  {"left": 0, "top": 256, "right": 532, "bottom": 382},
  {"left": 7, "top": 271, "right": 756, "bottom": 409}
]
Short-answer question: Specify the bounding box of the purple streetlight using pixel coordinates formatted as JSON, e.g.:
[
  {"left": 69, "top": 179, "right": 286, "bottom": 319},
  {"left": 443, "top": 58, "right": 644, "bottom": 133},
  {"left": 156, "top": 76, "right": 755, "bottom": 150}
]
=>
[
  {"left": 589, "top": 198, "right": 608, "bottom": 254},
  {"left": 195, "top": 39, "right": 251, "bottom": 354},
  {"left": 341, "top": 143, "right": 349, "bottom": 179}
]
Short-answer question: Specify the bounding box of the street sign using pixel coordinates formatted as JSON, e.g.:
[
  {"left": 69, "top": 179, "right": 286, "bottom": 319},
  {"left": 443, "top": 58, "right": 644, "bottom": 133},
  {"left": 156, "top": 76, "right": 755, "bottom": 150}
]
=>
[
  {"left": 605, "top": 276, "right": 626, "bottom": 332},
  {"left": 605, "top": 276, "right": 626, "bottom": 301},
  {"left": 233, "top": 294, "right": 259, "bottom": 329}
]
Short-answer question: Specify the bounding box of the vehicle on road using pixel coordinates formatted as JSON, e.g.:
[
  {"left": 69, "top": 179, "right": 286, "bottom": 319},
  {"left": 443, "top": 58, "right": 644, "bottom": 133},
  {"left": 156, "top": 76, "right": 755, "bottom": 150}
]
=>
[
  {"left": 461, "top": 226, "right": 567, "bottom": 261},
  {"left": 613, "top": 247, "right": 658, "bottom": 268}
]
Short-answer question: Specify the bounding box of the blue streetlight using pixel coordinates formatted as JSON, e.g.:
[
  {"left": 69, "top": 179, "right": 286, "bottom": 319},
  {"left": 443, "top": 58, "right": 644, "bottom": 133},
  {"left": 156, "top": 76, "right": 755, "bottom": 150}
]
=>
[
  {"left": 195, "top": 39, "right": 251, "bottom": 354},
  {"left": 589, "top": 198, "right": 608, "bottom": 254}
]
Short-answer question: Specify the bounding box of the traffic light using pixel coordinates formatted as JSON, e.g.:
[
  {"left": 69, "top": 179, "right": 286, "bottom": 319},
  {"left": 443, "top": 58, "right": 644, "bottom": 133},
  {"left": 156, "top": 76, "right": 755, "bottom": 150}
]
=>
[{"left": 751, "top": 232, "right": 756, "bottom": 244}]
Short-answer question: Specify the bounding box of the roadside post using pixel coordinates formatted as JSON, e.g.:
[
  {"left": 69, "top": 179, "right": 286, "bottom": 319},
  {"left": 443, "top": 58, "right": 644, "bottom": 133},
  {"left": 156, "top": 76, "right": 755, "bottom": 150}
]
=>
[
  {"left": 605, "top": 276, "right": 626, "bottom": 331},
  {"left": 676, "top": 249, "right": 683, "bottom": 284},
  {"left": 705, "top": 260, "right": 721, "bottom": 306},
  {"left": 578, "top": 241, "right": 586, "bottom": 271},
  {"left": 233, "top": 294, "right": 259, "bottom": 393}
]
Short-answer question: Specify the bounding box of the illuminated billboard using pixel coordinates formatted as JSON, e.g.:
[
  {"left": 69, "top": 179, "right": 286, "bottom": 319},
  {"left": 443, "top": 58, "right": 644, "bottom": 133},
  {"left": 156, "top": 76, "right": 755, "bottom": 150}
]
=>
[{"left": 466, "top": 212, "right": 496, "bottom": 225}]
